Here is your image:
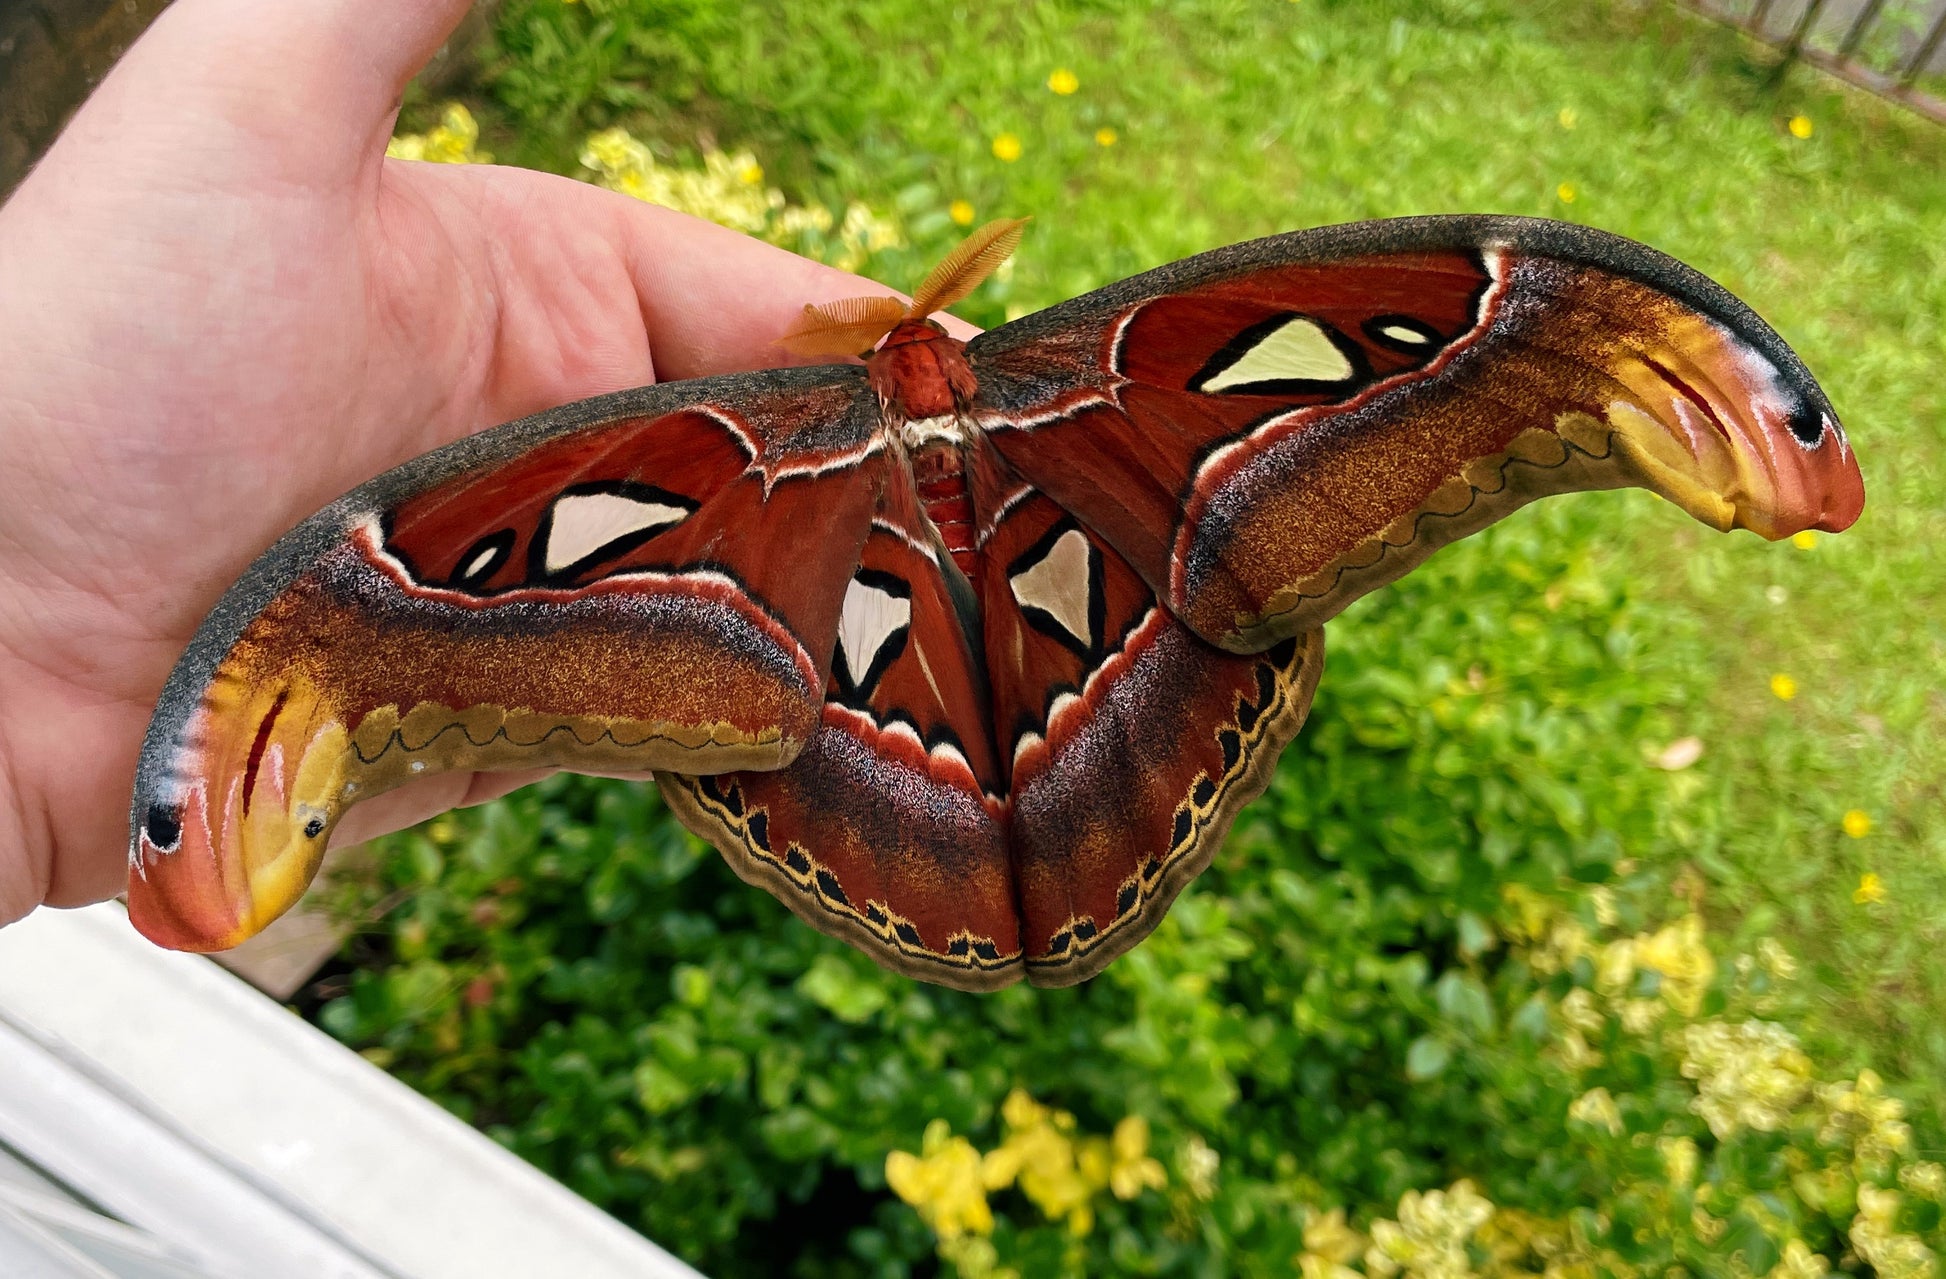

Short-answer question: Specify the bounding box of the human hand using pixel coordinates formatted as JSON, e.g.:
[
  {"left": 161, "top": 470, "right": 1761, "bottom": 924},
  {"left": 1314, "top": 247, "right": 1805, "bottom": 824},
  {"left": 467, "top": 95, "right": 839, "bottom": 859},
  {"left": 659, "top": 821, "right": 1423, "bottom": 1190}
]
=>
[{"left": 0, "top": 0, "right": 958, "bottom": 924}]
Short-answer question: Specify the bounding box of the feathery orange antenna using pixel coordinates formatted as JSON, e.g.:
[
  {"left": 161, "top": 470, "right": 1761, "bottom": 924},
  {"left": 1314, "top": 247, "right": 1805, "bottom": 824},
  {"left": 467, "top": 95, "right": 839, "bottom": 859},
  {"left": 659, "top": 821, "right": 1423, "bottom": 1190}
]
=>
[
  {"left": 908, "top": 217, "right": 1029, "bottom": 319},
  {"left": 779, "top": 217, "right": 1029, "bottom": 357},
  {"left": 777, "top": 295, "right": 909, "bottom": 358}
]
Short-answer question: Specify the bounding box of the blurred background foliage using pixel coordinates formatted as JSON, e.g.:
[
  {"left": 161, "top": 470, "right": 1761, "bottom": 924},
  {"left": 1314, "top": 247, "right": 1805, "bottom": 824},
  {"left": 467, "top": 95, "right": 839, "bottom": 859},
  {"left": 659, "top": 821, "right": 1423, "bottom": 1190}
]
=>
[{"left": 321, "top": 0, "right": 1946, "bottom": 1273}]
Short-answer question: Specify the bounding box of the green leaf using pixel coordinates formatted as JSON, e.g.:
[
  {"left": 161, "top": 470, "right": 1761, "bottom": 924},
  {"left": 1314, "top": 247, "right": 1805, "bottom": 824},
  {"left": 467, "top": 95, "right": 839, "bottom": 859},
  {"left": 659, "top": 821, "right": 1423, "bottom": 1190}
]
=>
[
  {"left": 1404, "top": 1036, "right": 1452, "bottom": 1081},
  {"left": 632, "top": 1060, "right": 692, "bottom": 1116},
  {"left": 795, "top": 954, "right": 890, "bottom": 1024}
]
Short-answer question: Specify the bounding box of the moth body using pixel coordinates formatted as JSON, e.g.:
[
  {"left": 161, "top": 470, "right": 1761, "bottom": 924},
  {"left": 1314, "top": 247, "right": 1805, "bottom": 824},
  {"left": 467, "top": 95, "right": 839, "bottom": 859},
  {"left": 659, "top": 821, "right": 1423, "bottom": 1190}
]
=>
[{"left": 867, "top": 316, "right": 985, "bottom": 578}]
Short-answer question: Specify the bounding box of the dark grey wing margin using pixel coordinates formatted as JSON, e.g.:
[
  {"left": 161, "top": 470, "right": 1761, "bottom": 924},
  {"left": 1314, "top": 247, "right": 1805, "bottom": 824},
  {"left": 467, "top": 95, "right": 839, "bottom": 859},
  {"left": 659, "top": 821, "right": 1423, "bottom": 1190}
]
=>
[{"left": 967, "top": 214, "right": 1830, "bottom": 425}]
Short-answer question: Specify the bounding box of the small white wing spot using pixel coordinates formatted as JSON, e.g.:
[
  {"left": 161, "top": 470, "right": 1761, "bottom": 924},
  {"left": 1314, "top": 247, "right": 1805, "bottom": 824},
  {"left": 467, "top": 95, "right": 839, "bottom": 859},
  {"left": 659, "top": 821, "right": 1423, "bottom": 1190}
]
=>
[
  {"left": 837, "top": 577, "right": 911, "bottom": 686},
  {"left": 1010, "top": 528, "right": 1094, "bottom": 647},
  {"left": 460, "top": 544, "right": 502, "bottom": 579},
  {"left": 1380, "top": 323, "right": 1431, "bottom": 345},
  {"left": 1202, "top": 316, "right": 1353, "bottom": 391},
  {"left": 544, "top": 492, "right": 690, "bottom": 574}
]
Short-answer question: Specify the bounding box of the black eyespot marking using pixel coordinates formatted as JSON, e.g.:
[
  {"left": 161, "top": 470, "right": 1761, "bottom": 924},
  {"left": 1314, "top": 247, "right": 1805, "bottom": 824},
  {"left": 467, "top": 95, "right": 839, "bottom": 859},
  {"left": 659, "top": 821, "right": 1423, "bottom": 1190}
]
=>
[
  {"left": 1171, "top": 810, "right": 1193, "bottom": 849},
  {"left": 302, "top": 815, "right": 327, "bottom": 839},
  {"left": 815, "top": 869, "right": 850, "bottom": 907},
  {"left": 1192, "top": 777, "right": 1216, "bottom": 808},
  {"left": 144, "top": 803, "right": 184, "bottom": 851},
  {"left": 895, "top": 922, "right": 923, "bottom": 947},
  {"left": 972, "top": 939, "right": 1002, "bottom": 962},
  {"left": 1116, "top": 883, "right": 1140, "bottom": 917},
  {"left": 1786, "top": 402, "right": 1827, "bottom": 446}
]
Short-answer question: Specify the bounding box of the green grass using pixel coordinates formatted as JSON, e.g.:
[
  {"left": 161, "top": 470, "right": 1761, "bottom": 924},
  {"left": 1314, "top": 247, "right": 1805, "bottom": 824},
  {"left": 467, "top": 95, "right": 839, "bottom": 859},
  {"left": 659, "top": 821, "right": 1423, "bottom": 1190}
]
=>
[{"left": 344, "top": 1, "right": 1946, "bottom": 1271}]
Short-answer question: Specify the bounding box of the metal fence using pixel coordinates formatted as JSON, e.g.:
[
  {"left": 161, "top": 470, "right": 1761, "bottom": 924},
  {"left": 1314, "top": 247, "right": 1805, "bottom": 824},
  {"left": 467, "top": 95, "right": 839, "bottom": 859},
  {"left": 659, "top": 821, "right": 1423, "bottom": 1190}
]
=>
[{"left": 1681, "top": 0, "right": 1946, "bottom": 121}]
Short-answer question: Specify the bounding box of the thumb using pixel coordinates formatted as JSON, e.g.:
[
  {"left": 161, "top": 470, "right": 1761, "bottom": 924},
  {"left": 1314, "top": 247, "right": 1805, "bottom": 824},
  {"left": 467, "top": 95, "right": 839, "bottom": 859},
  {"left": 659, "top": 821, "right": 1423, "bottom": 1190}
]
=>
[{"left": 62, "top": 0, "right": 475, "bottom": 186}]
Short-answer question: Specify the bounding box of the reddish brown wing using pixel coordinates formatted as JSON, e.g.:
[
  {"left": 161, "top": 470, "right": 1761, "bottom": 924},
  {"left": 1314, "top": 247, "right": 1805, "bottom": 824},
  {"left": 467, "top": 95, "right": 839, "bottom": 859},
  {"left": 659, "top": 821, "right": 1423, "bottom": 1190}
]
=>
[
  {"left": 660, "top": 438, "right": 1323, "bottom": 991},
  {"left": 968, "top": 216, "right": 1863, "bottom": 652},
  {"left": 966, "top": 448, "right": 1321, "bottom": 986},
  {"left": 662, "top": 462, "right": 1022, "bottom": 988},
  {"left": 128, "top": 367, "right": 885, "bottom": 951}
]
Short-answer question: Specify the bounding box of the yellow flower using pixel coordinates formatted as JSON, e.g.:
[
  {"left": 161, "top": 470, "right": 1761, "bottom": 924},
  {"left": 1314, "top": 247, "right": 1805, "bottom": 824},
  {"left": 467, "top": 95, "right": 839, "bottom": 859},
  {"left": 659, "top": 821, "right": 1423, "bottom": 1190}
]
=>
[
  {"left": 1558, "top": 107, "right": 1578, "bottom": 129},
  {"left": 1854, "top": 872, "right": 1885, "bottom": 904},
  {"left": 1305, "top": 1207, "right": 1368, "bottom": 1264},
  {"left": 1556, "top": 182, "right": 1577, "bottom": 203},
  {"left": 992, "top": 133, "right": 1023, "bottom": 162},
  {"left": 1559, "top": 987, "right": 1604, "bottom": 1034},
  {"left": 1603, "top": 914, "right": 1717, "bottom": 1017},
  {"left": 1300, "top": 1207, "right": 1368, "bottom": 1279},
  {"left": 387, "top": 102, "right": 491, "bottom": 165},
  {"left": 1095, "top": 126, "right": 1119, "bottom": 147},
  {"left": 1680, "top": 1020, "right": 1813, "bottom": 1139},
  {"left": 1767, "top": 1238, "right": 1831, "bottom": 1279},
  {"left": 1819, "top": 1069, "right": 1911, "bottom": 1165},
  {"left": 1901, "top": 1161, "right": 1946, "bottom": 1199},
  {"left": 1770, "top": 673, "right": 1798, "bottom": 701},
  {"left": 1299, "top": 1255, "right": 1360, "bottom": 1279},
  {"left": 949, "top": 199, "right": 976, "bottom": 226},
  {"left": 1691, "top": 1205, "right": 1727, "bottom": 1244},
  {"left": 1851, "top": 1185, "right": 1934, "bottom": 1278},
  {"left": 577, "top": 134, "right": 798, "bottom": 238},
  {"left": 1843, "top": 810, "right": 1873, "bottom": 838},
  {"left": 982, "top": 1090, "right": 1104, "bottom": 1234},
  {"left": 1792, "top": 529, "right": 1819, "bottom": 549},
  {"left": 1658, "top": 1135, "right": 1700, "bottom": 1188},
  {"left": 1789, "top": 114, "right": 1814, "bottom": 139},
  {"left": 886, "top": 1120, "right": 995, "bottom": 1240},
  {"left": 1107, "top": 1116, "right": 1167, "bottom": 1199},
  {"left": 1047, "top": 68, "right": 1079, "bottom": 95},
  {"left": 1567, "top": 1087, "right": 1625, "bottom": 1137},
  {"left": 938, "top": 1236, "right": 1017, "bottom": 1279},
  {"left": 1181, "top": 1134, "right": 1220, "bottom": 1200},
  {"left": 1757, "top": 937, "right": 1799, "bottom": 980},
  {"left": 1365, "top": 1181, "right": 1495, "bottom": 1279},
  {"left": 1619, "top": 997, "right": 1665, "bottom": 1035}
]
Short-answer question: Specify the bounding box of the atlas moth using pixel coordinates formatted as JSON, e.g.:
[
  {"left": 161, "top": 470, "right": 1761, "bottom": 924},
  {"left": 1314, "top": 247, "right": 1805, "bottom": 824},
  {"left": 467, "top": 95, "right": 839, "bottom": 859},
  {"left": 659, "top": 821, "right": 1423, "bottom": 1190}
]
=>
[{"left": 128, "top": 215, "right": 1862, "bottom": 990}]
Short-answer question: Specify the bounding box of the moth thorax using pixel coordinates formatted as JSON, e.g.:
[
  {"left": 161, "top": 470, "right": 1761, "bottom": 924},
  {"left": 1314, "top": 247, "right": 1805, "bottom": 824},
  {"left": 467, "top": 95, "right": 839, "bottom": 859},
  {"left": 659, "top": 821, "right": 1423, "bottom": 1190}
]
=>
[{"left": 897, "top": 410, "right": 968, "bottom": 451}]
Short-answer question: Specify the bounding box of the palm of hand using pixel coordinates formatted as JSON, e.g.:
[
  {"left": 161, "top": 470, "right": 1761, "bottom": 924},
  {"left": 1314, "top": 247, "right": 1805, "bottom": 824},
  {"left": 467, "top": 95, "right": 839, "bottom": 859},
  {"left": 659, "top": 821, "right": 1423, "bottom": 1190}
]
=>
[{"left": 0, "top": 0, "right": 890, "bottom": 918}]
